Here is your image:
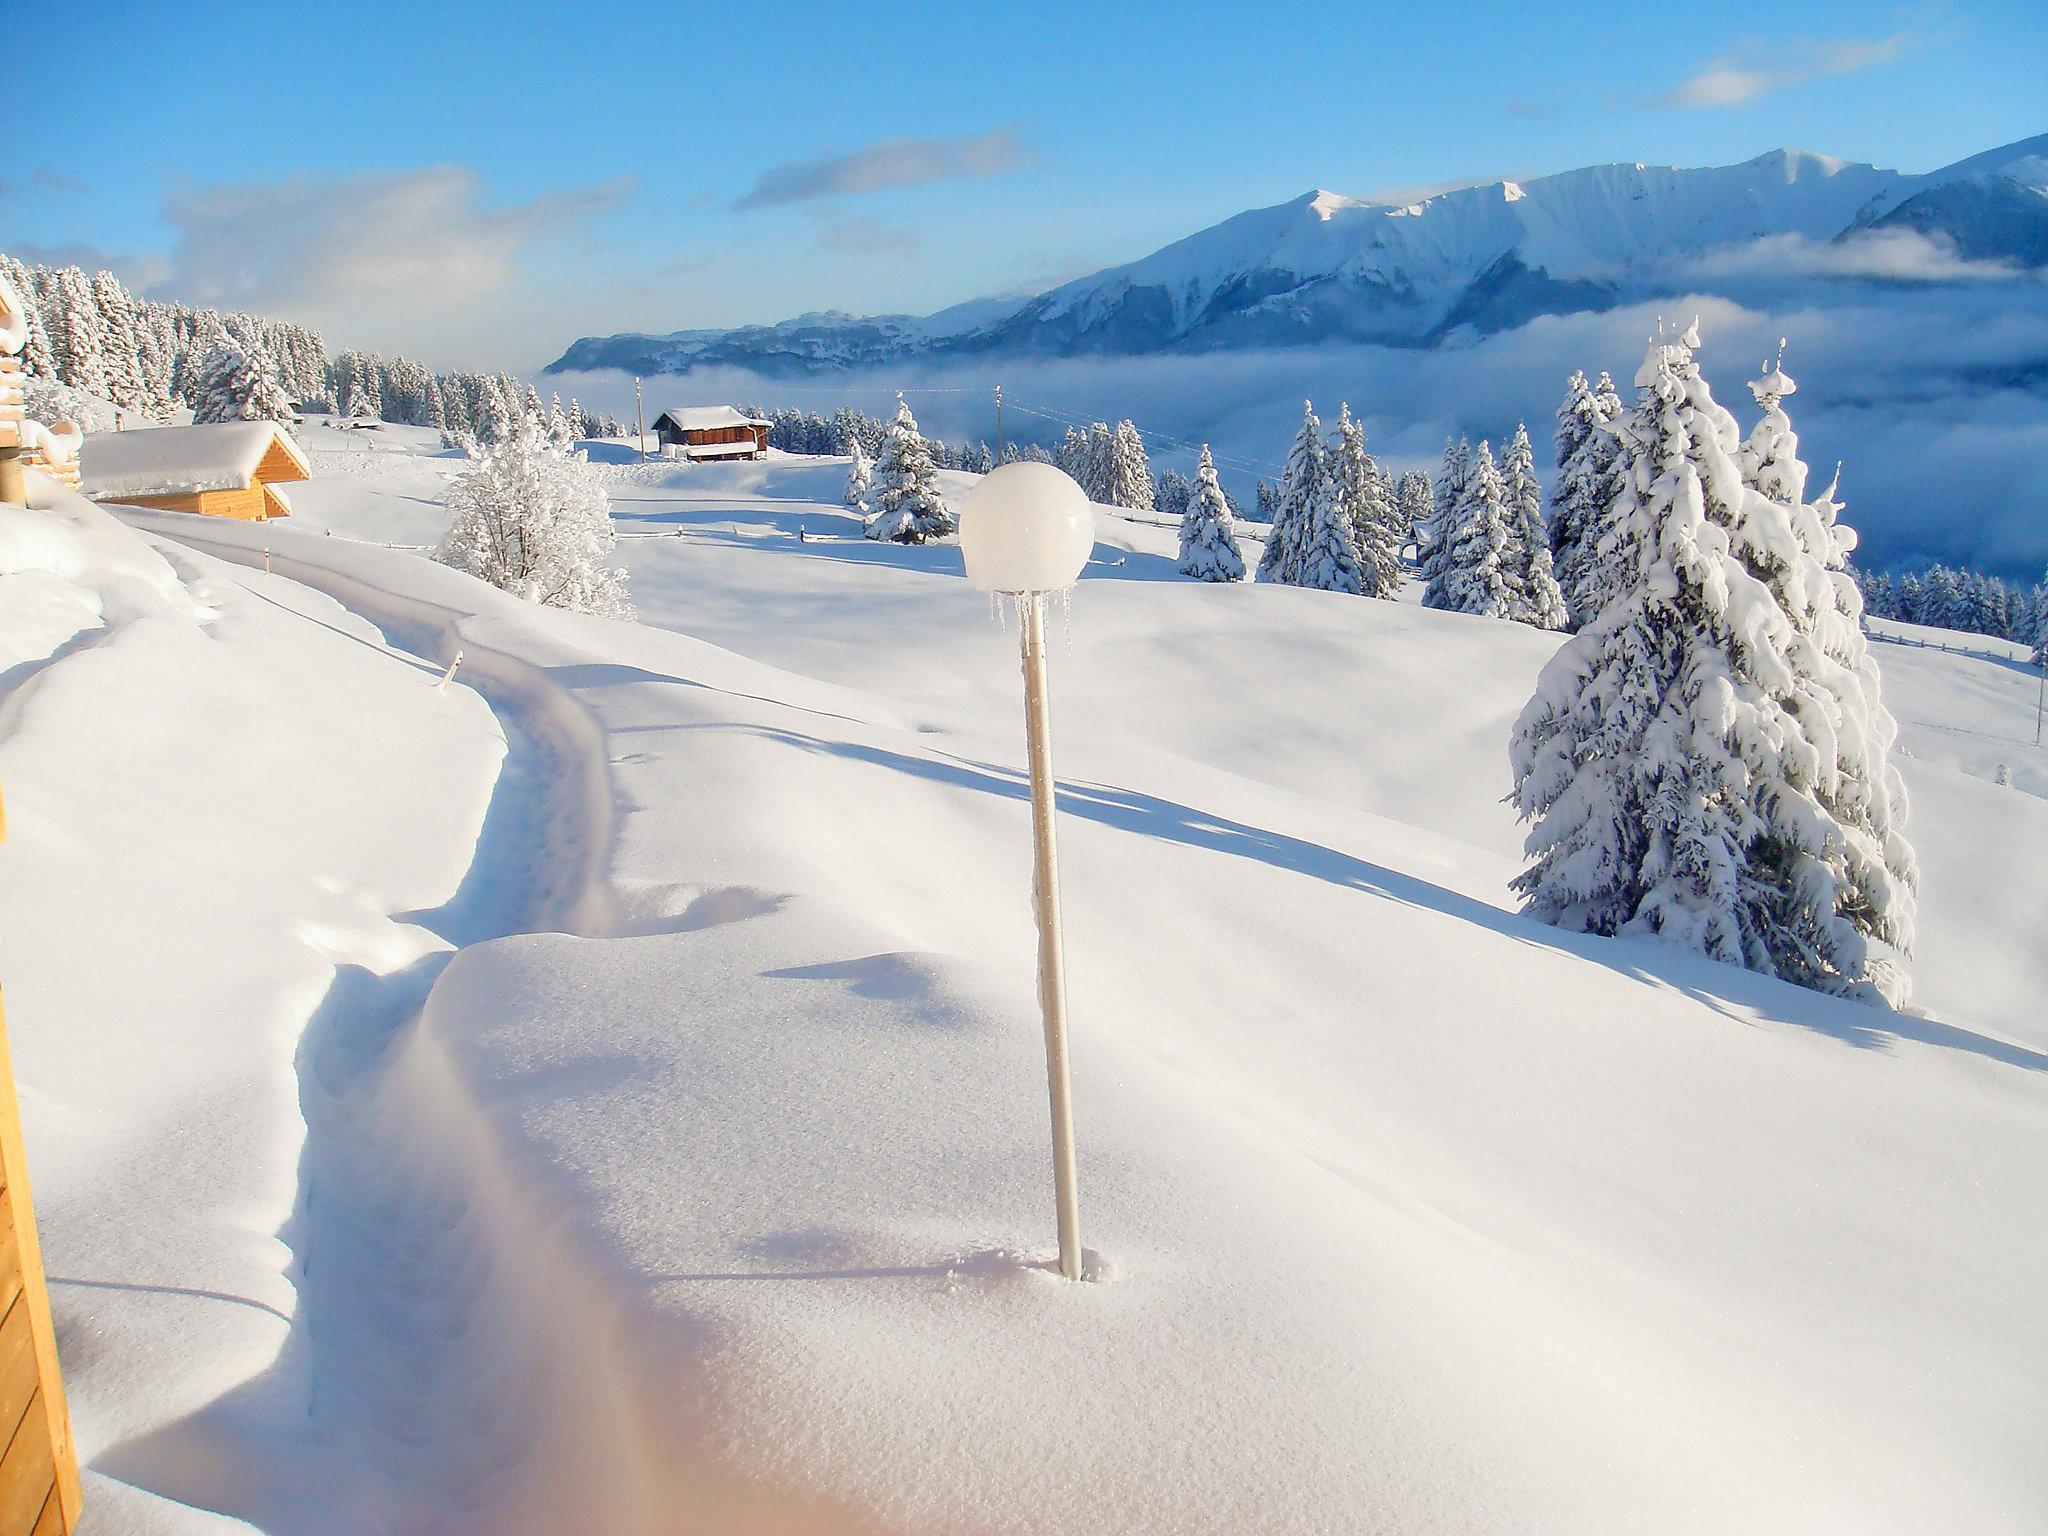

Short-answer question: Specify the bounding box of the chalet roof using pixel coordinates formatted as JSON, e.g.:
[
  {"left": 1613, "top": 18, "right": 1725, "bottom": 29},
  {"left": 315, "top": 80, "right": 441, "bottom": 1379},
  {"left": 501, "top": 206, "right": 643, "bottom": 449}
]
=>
[
  {"left": 81, "top": 421, "right": 311, "bottom": 500},
  {"left": 652, "top": 405, "right": 771, "bottom": 433}
]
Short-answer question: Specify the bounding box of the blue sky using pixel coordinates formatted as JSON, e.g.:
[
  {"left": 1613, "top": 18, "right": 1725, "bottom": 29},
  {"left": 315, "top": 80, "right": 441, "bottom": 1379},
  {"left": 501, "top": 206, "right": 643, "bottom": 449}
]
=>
[{"left": 8, "top": 0, "right": 2043, "bottom": 370}]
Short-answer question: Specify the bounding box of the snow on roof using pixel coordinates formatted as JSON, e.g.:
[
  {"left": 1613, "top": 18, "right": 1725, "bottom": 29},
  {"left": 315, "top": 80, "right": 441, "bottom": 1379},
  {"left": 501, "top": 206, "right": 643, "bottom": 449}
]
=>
[
  {"left": 80, "top": 421, "right": 311, "bottom": 500},
  {"left": 654, "top": 406, "right": 770, "bottom": 432}
]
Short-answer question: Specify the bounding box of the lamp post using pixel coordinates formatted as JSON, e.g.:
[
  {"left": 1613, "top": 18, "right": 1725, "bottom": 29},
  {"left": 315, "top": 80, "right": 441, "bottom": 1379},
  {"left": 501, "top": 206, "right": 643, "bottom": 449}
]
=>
[{"left": 958, "top": 463, "right": 1096, "bottom": 1281}]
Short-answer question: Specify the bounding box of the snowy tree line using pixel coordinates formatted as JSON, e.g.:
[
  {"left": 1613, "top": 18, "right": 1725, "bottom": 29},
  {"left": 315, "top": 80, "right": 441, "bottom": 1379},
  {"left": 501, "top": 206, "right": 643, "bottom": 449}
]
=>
[
  {"left": 1418, "top": 424, "right": 1565, "bottom": 628},
  {"left": 0, "top": 250, "right": 626, "bottom": 445},
  {"left": 1510, "top": 325, "right": 1917, "bottom": 1007},
  {"left": 1853, "top": 563, "right": 2048, "bottom": 647},
  {"left": 1239, "top": 400, "right": 1419, "bottom": 599}
]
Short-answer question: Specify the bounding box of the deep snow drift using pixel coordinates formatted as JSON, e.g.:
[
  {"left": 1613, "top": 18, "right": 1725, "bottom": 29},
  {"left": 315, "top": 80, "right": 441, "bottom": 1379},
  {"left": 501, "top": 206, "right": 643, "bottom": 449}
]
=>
[{"left": 1, "top": 438, "right": 2043, "bottom": 1533}]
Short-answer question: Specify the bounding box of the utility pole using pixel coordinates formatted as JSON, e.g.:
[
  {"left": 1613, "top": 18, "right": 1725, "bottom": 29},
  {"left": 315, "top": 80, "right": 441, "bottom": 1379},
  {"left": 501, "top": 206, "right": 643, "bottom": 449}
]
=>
[
  {"left": 2036, "top": 654, "right": 2044, "bottom": 747},
  {"left": 994, "top": 383, "right": 1004, "bottom": 459},
  {"left": 634, "top": 376, "right": 647, "bottom": 464}
]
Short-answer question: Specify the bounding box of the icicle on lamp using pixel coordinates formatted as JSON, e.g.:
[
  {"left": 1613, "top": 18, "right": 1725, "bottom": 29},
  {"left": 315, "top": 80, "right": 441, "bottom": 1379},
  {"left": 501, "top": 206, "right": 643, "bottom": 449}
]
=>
[{"left": 958, "top": 462, "right": 1095, "bottom": 1281}]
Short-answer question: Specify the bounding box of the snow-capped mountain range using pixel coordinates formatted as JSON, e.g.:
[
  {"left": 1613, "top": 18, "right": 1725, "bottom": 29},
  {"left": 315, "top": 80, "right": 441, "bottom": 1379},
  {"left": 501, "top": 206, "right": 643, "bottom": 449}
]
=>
[{"left": 548, "top": 133, "right": 2048, "bottom": 377}]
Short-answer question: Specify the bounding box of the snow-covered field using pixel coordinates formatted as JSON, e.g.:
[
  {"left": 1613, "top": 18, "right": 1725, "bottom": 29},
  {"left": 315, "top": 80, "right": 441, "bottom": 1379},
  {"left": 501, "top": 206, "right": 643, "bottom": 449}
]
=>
[{"left": 1, "top": 427, "right": 2044, "bottom": 1533}]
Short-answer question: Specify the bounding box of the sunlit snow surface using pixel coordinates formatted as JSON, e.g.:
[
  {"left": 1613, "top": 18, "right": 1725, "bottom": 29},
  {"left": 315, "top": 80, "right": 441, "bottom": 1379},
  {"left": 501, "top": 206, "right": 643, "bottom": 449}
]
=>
[{"left": 1, "top": 434, "right": 2043, "bottom": 1534}]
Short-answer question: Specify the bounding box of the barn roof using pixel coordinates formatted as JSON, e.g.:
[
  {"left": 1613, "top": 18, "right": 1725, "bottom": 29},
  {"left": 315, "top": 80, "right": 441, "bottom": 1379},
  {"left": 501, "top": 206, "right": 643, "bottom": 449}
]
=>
[
  {"left": 652, "top": 405, "right": 770, "bottom": 432},
  {"left": 81, "top": 421, "right": 311, "bottom": 500}
]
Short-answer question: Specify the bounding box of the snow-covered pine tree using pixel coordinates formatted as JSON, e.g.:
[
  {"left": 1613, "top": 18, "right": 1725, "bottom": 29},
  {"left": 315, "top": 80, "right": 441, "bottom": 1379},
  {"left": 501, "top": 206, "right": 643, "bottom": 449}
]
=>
[
  {"left": 47, "top": 266, "right": 111, "bottom": 399},
  {"left": 1549, "top": 370, "right": 1626, "bottom": 628},
  {"left": 1420, "top": 436, "right": 1470, "bottom": 609},
  {"left": 1155, "top": 468, "right": 1193, "bottom": 521},
  {"left": 88, "top": 269, "right": 152, "bottom": 416},
  {"left": 1396, "top": 470, "right": 1431, "bottom": 562},
  {"left": 1501, "top": 422, "right": 1567, "bottom": 628},
  {"left": 1257, "top": 401, "right": 1326, "bottom": 585},
  {"left": 843, "top": 435, "right": 873, "bottom": 517},
  {"left": 1328, "top": 404, "right": 1401, "bottom": 597},
  {"left": 1294, "top": 461, "right": 1366, "bottom": 595},
  {"left": 1102, "top": 419, "right": 1154, "bottom": 510},
  {"left": 190, "top": 339, "right": 298, "bottom": 425},
  {"left": 1435, "top": 441, "right": 1515, "bottom": 616},
  {"left": 1511, "top": 325, "right": 1913, "bottom": 1003},
  {"left": 865, "top": 394, "right": 954, "bottom": 544},
  {"left": 0, "top": 256, "right": 57, "bottom": 381},
  {"left": 1177, "top": 446, "right": 1246, "bottom": 582},
  {"left": 435, "top": 417, "right": 632, "bottom": 617}
]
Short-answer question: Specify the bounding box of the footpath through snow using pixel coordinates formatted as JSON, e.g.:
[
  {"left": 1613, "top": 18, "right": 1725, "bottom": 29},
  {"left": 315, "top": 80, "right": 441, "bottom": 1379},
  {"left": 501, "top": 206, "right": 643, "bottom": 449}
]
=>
[{"left": 1, "top": 449, "right": 2044, "bottom": 1533}]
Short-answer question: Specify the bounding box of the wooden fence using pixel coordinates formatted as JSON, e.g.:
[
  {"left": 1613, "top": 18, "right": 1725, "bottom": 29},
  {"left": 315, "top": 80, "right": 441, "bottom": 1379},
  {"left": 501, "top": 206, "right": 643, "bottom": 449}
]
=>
[{"left": 0, "top": 788, "right": 81, "bottom": 1535}]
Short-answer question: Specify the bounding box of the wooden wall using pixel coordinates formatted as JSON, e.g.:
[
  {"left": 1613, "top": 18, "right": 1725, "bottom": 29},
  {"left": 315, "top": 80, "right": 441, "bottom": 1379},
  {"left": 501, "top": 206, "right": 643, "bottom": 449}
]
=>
[
  {"left": 0, "top": 790, "right": 81, "bottom": 1536},
  {"left": 127, "top": 486, "right": 270, "bottom": 521}
]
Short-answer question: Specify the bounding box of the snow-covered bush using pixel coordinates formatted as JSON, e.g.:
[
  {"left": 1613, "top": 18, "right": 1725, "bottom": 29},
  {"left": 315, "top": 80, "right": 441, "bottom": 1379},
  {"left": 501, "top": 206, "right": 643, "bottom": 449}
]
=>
[
  {"left": 1509, "top": 324, "right": 1916, "bottom": 1005},
  {"left": 1176, "top": 446, "right": 1245, "bottom": 582},
  {"left": 435, "top": 419, "right": 633, "bottom": 618},
  {"left": 865, "top": 395, "right": 953, "bottom": 544},
  {"left": 22, "top": 377, "right": 118, "bottom": 434}
]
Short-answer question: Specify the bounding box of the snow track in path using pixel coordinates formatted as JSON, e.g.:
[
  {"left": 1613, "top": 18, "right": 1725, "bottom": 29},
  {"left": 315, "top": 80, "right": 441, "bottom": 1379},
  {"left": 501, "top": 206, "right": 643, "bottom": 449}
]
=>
[{"left": 125, "top": 524, "right": 627, "bottom": 1532}]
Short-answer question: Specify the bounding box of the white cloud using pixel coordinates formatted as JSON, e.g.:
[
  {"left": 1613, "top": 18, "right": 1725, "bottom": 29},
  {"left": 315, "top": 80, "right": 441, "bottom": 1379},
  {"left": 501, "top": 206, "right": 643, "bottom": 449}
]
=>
[
  {"left": 1658, "top": 32, "right": 1918, "bottom": 109},
  {"left": 155, "top": 165, "right": 633, "bottom": 363},
  {"left": 1685, "top": 229, "right": 2032, "bottom": 283},
  {"left": 733, "top": 130, "right": 1030, "bottom": 210}
]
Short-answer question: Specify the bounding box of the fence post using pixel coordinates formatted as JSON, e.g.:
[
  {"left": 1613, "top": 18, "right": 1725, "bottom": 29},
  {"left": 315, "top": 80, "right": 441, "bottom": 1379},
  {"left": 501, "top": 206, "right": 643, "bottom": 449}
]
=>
[{"left": 0, "top": 786, "right": 83, "bottom": 1534}]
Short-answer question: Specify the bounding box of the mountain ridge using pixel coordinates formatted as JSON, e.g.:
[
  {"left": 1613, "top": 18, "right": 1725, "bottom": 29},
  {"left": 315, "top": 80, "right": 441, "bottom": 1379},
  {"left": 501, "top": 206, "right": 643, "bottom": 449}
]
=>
[{"left": 547, "top": 133, "right": 2048, "bottom": 378}]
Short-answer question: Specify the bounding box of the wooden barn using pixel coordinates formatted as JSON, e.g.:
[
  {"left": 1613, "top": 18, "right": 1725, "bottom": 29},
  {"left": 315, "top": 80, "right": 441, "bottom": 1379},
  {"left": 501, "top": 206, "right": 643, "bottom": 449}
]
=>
[
  {"left": 79, "top": 422, "right": 309, "bottom": 521},
  {"left": 650, "top": 406, "right": 770, "bottom": 462}
]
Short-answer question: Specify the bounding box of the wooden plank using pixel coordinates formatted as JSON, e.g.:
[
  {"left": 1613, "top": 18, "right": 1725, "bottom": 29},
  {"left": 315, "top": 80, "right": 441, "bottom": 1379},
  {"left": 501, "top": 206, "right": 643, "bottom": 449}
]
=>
[
  {"left": 0, "top": 1387, "right": 53, "bottom": 1536},
  {"left": 0, "top": 1203, "right": 20, "bottom": 1325},
  {"left": 0, "top": 792, "right": 79, "bottom": 1536},
  {"left": 27, "top": 1489, "right": 56, "bottom": 1536},
  {"left": 0, "top": 1296, "right": 38, "bottom": 1451}
]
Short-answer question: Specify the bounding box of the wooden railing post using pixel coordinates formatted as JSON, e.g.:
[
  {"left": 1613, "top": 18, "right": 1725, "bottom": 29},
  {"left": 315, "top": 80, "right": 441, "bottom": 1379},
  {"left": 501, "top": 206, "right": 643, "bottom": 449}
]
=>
[{"left": 0, "top": 786, "right": 82, "bottom": 1534}]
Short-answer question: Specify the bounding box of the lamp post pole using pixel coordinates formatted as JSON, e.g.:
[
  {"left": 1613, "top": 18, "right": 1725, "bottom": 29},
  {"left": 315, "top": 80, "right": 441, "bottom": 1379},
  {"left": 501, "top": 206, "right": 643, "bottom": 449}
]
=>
[
  {"left": 1019, "top": 592, "right": 1081, "bottom": 1280},
  {"left": 958, "top": 461, "right": 1095, "bottom": 1281}
]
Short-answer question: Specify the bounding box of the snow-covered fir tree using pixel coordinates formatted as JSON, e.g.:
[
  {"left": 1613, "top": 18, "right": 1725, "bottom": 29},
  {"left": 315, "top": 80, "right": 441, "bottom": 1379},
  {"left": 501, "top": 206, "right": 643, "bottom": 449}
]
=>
[
  {"left": 1258, "top": 402, "right": 1327, "bottom": 585},
  {"left": 1434, "top": 441, "right": 1516, "bottom": 616},
  {"left": 1420, "top": 437, "right": 1470, "bottom": 609},
  {"left": 1549, "top": 369, "right": 1626, "bottom": 628},
  {"left": 1101, "top": 419, "right": 1155, "bottom": 510},
  {"left": 1176, "top": 446, "right": 1246, "bottom": 582},
  {"left": 1501, "top": 422, "right": 1567, "bottom": 629},
  {"left": 1510, "top": 324, "right": 1915, "bottom": 1005},
  {"left": 1155, "top": 468, "right": 1193, "bottom": 521},
  {"left": 190, "top": 340, "right": 298, "bottom": 425},
  {"left": 1396, "top": 470, "right": 1431, "bottom": 562},
  {"left": 1328, "top": 404, "right": 1402, "bottom": 597},
  {"left": 866, "top": 394, "right": 954, "bottom": 544},
  {"left": 843, "top": 435, "right": 872, "bottom": 517},
  {"left": 435, "top": 417, "right": 632, "bottom": 618}
]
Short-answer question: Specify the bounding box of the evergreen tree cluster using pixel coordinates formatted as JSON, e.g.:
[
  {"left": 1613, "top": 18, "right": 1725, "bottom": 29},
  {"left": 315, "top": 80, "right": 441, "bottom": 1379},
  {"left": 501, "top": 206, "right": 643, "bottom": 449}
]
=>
[
  {"left": 1417, "top": 425, "right": 1565, "bottom": 627},
  {"left": 1510, "top": 324, "right": 1917, "bottom": 1006},
  {"left": 1052, "top": 419, "right": 1155, "bottom": 510},
  {"left": 1255, "top": 400, "right": 1409, "bottom": 598},
  {"left": 751, "top": 402, "right": 997, "bottom": 475},
  {"left": 0, "top": 248, "right": 626, "bottom": 446},
  {"left": 860, "top": 395, "right": 955, "bottom": 544},
  {"left": 1854, "top": 562, "right": 2048, "bottom": 646}
]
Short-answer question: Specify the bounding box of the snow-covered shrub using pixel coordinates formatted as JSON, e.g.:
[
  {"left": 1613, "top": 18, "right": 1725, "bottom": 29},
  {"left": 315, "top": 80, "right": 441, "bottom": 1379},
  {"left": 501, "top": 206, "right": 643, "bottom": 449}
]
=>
[
  {"left": 435, "top": 419, "right": 633, "bottom": 618},
  {"left": 865, "top": 395, "right": 953, "bottom": 544},
  {"left": 1176, "top": 446, "right": 1245, "bottom": 582},
  {"left": 22, "top": 377, "right": 118, "bottom": 434}
]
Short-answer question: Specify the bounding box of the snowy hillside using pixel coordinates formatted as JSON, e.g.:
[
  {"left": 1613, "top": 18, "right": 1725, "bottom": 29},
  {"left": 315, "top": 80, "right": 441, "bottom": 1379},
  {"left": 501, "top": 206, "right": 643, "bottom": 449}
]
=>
[
  {"left": 550, "top": 133, "right": 2048, "bottom": 373},
  {"left": 3, "top": 442, "right": 2042, "bottom": 1533}
]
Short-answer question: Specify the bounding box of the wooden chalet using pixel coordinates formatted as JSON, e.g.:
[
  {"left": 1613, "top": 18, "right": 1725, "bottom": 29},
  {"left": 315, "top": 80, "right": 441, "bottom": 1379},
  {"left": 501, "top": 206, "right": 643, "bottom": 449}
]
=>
[
  {"left": 651, "top": 406, "right": 770, "bottom": 462},
  {"left": 79, "top": 422, "right": 310, "bottom": 521}
]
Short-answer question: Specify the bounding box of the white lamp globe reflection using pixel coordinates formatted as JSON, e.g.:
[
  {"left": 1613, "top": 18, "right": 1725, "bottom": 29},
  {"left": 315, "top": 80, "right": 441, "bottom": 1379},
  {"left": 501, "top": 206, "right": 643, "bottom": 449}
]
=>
[{"left": 959, "top": 462, "right": 1095, "bottom": 594}]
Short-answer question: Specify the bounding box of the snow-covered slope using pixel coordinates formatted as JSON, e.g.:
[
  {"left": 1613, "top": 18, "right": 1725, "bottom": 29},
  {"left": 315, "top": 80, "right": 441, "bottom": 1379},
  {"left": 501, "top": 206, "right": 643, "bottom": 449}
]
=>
[
  {"left": 551, "top": 134, "right": 2048, "bottom": 373},
  {"left": 5, "top": 449, "right": 2044, "bottom": 1533}
]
